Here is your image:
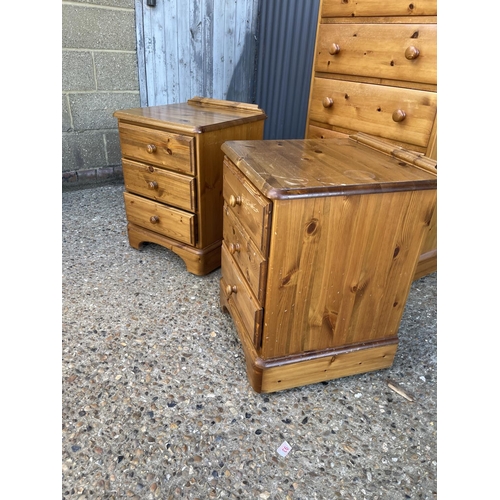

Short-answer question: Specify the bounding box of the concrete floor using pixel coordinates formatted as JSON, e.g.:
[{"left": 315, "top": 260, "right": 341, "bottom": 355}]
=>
[{"left": 62, "top": 184, "right": 437, "bottom": 499}]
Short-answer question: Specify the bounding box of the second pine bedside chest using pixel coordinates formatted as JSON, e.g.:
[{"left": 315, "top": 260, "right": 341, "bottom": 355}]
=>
[
  {"left": 220, "top": 133, "right": 437, "bottom": 393},
  {"left": 113, "top": 97, "right": 266, "bottom": 275}
]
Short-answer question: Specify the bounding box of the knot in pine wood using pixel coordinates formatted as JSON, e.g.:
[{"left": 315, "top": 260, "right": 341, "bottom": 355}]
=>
[{"left": 306, "top": 218, "right": 319, "bottom": 236}]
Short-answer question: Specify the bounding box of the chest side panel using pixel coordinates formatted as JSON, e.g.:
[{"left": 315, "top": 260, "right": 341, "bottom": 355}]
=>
[
  {"left": 261, "top": 189, "right": 436, "bottom": 358},
  {"left": 194, "top": 121, "right": 265, "bottom": 248}
]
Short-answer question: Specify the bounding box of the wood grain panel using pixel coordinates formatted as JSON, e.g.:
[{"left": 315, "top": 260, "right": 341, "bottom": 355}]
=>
[
  {"left": 221, "top": 137, "right": 436, "bottom": 199},
  {"left": 315, "top": 23, "right": 436, "bottom": 85},
  {"left": 223, "top": 203, "right": 268, "bottom": 304},
  {"left": 321, "top": 0, "right": 437, "bottom": 18},
  {"left": 259, "top": 343, "right": 398, "bottom": 393},
  {"left": 308, "top": 78, "right": 437, "bottom": 149},
  {"left": 127, "top": 223, "right": 221, "bottom": 275},
  {"left": 122, "top": 159, "right": 196, "bottom": 212},
  {"left": 261, "top": 189, "right": 436, "bottom": 358},
  {"left": 306, "top": 124, "right": 349, "bottom": 140},
  {"left": 222, "top": 158, "right": 272, "bottom": 254},
  {"left": 123, "top": 192, "right": 196, "bottom": 245},
  {"left": 118, "top": 122, "right": 195, "bottom": 174},
  {"left": 221, "top": 244, "right": 263, "bottom": 349},
  {"left": 115, "top": 100, "right": 266, "bottom": 134}
]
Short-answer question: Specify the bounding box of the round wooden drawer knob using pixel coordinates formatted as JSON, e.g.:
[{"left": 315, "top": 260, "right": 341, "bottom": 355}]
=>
[
  {"left": 329, "top": 43, "right": 340, "bottom": 55},
  {"left": 148, "top": 181, "right": 158, "bottom": 189},
  {"left": 405, "top": 46, "right": 420, "bottom": 60},
  {"left": 150, "top": 215, "right": 160, "bottom": 224},
  {"left": 147, "top": 144, "right": 157, "bottom": 154},
  {"left": 322, "top": 97, "right": 334, "bottom": 108},
  {"left": 229, "top": 195, "right": 242, "bottom": 207},
  {"left": 392, "top": 109, "right": 406, "bottom": 122},
  {"left": 229, "top": 243, "right": 241, "bottom": 254},
  {"left": 225, "top": 284, "right": 237, "bottom": 296}
]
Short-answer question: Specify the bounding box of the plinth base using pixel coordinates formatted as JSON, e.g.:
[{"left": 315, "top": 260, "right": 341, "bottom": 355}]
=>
[
  {"left": 127, "top": 222, "right": 221, "bottom": 276},
  {"left": 221, "top": 280, "right": 398, "bottom": 393},
  {"left": 413, "top": 249, "right": 437, "bottom": 281}
]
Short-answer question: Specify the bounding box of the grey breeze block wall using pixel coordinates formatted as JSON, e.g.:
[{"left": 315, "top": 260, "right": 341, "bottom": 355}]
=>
[{"left": 62, "top": 0, "right": 140, "bottom": 190}]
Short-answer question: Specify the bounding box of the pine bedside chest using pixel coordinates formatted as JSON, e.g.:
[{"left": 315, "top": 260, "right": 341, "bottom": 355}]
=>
[
  {"left": 220, "top": 133, "right": 437, "bottom": 393},
  {"left": 113, "top": 97, "right": 266, "bottom": 275}
]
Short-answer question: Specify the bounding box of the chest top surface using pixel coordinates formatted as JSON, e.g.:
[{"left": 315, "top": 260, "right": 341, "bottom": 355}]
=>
[
  {"left": 113, "top": 97, "right": 266, "bottom": 134},
  {"left": 221, "top": 135, "right": 436, "bottom": 200}
]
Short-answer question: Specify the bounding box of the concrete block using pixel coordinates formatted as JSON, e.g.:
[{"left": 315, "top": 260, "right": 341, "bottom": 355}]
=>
[
  {"left": 69, "top": 93, "right": 140, "bottom": 131},
  {"left": 62, "top": 166, "right": 123, "bottom": 190},
  {"left": 113, "top": 165, "right": 124, "bottom": 180},
  {"left": 63, "top": 95, "right": 73, "bottom": 132},
  {"left": 62, "top": 50, "right": 96, "bottom": 92},
  {"left": 68, "top": 0, "right": 134, "bottom": 7},
  {"left": 77, "top": 168, "right": 98, "bottom": 183},
  {"left": 96, "top": 165, "right": 123, "bottom": 182},
  {"left": 62, "top": 4, "right": 136, "bottom": 51},
  {"left": 95, "top": 52, "right": 139, "bottom": 91},
  {"left": 62, "top": 171, "right": 79, "bottom": 185},
  {"left": 104, "top": 130, "right": 123, "bottom": 165},
  {"left": 63, "top": 131, "right": 107, "bottom": 171}
]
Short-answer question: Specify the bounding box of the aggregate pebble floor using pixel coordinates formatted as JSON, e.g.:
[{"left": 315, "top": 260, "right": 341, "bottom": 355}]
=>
[{"left": 62, "top": 184, "right": 437, "bottom": 500}]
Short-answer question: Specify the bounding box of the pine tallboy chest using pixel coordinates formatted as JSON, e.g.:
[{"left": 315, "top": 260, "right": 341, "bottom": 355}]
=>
[
  {"left": 113, "top": 97, "right": 266, "bottom": 275},
  {"left": 220, "top": 134, "right": 437, "bottom": 393}
]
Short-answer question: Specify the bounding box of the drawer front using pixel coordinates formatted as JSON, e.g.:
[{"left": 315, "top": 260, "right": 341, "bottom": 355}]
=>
[
  {"left": 221, "top": 244, "right": 263, "bottom": 348},
  {"left": 122, "top": 159, "right": 196, "bottom": 212},
  {"left": 308, "top": 77, "right": 437, "bottom": 148},
  {"left": 118, "top": 122, "right": 195, "bottom": 175},
  {"left": 123, "top": 192, "right": 196, "bottom": 245},
  {"left": 321, "top": 0, "right": 437, "bottom": 17},
  {"left": 223, "top": 158, "right": 272, "bottom": 255},
  {"left": 315, "top": 24, "right": 436, "bottom": 85},
  {"left": 223, "top": 204, "right": 267, "bottom": 304},
  {"left": 306, "top": 124, "right": 348, "bottom": 140}
]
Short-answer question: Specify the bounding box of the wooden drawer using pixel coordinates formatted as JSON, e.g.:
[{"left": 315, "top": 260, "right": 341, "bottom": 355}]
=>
[
  {"left": 123, "top": 192, "right": 196, "bottom": 245},
  {"left": 223, "top": 204, "right": 267, "bottom": 304},
  {"left": 221, "top": 244, "right": 263, "bottom": 348},
  {"left": 308, "top": 77, "right": 436, "bottom": 149},
  {"left": 122, "top": 159, "right": 196, "bottom": 212},
  {"left": 321, "top": 0, "right": 437, "bottom": 17},
  {"left": 222, "top": 158, "right": 272, "bottom": 255},
  {"left": 118, "top": 122, "right": 196, "bottom": 175},
  {"left": 315, "top": 24, "right": 437, "bottom": 85}
]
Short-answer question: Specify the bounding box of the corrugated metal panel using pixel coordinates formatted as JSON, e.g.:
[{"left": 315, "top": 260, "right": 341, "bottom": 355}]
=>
[
  {"left": 136, "top": 0, "right": 260, "bottom": 106},
  {"left": 255, "top": 0, "right": 320, "bottom": 139}
]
